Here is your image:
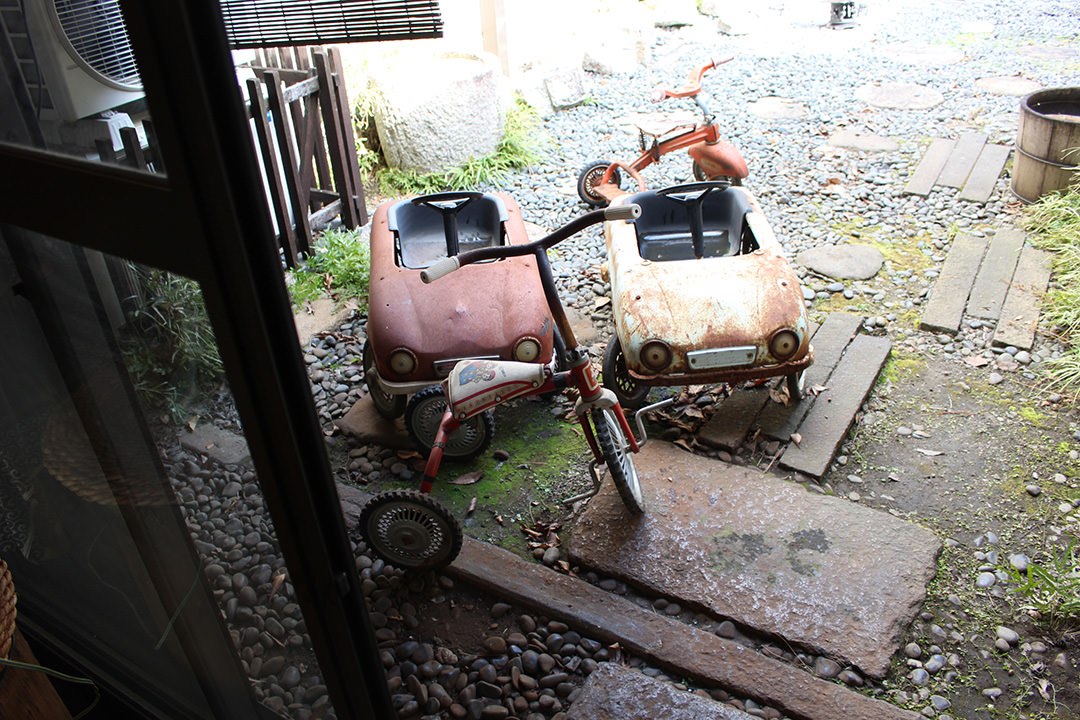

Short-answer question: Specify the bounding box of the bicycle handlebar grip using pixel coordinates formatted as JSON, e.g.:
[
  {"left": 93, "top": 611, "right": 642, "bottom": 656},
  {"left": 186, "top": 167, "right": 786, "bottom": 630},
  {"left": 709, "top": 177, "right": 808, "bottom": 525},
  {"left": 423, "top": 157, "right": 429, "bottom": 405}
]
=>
[
  {"left": 421, "top": 256, "right": 461, "bottom": 283},
  {"left": 604, "top": 204, "right": 641, "bottom": 222}
]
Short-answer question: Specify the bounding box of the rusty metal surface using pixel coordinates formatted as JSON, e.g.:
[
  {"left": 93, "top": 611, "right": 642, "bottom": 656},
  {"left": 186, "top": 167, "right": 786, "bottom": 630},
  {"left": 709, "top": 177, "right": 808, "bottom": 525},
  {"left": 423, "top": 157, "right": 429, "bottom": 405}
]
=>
[
  {"left": 367, "top": 193, "right": 554, "bottom": 383},
  {"left": 605, "top": 188, "right": 810, "bottom": 386}
]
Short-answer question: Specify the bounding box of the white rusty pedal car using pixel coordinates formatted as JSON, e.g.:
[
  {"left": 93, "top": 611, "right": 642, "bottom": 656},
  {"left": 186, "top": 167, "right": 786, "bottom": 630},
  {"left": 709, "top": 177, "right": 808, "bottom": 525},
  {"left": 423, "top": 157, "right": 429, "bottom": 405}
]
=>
[{"left": 602, "top": 181, "right": 813, "bottom": 408}]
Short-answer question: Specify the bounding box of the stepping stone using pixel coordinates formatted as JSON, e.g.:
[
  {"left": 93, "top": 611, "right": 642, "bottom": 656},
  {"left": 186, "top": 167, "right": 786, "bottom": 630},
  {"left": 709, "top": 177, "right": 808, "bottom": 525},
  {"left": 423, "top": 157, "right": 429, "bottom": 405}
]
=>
[
  {"left": 570, "top": 439, "right": 940, "bottom": 679},
  {"left": 993, "top": 246, "right": 1053, "bottom": 350},
  {"left": 957, "top": 143, "right": 1012, "bottom": 203},
  {"left": 854, "top": 82, "right": 944, "bottom": 110},
  {"left": 967, "top": 228, "right": 1025, "bottom": 320},
  {"left": 450, "top": 531, "right": 922, "bottom": 720},
  {"left": 822, "top": 129, "right": 898, "bottom": 152},
  {"left": 1017, "top": 45, "right": 1079, "bottom": 61},
  {"left": 778, "top": 334, "right": 892, "bottom": 479},
  {"left": 567, "top": 663, "right": 756, "bottom": 720},
  {"left": 975, "top": 76, "right": 1043, "bottom": 97},
  {"left": 335, "top": 395, "right": 414, "bottom": 450},
  {"left": 179, "top": 424, "right": 252, "bottom": 466},
  {"left": 748, "top": 96, "right": 807, "bottom": 120},
  {"left": 904, "top": 138, "right": 955, "bottom": 196},
  {"left": 698, "top": 386, "right": 769, "bottom": 452},
  {"left": 937, "top": 132, "right": 988, "bottom": 188},
  {"left": 757, "top": 312, "right": 863, "bottom": 441},
  {"left": 796, "top": 244, "right": 884, "bottom": 280},
  {"left": 919, "top": 233, "right": 988, "bottom": 334}
]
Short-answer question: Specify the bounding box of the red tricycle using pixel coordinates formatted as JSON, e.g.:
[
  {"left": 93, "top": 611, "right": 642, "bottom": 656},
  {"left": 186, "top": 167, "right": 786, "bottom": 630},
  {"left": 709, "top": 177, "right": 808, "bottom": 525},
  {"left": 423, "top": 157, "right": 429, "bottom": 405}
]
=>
[
  {"left": 357, "top": 202, "right": 672, "bottom": 571},
  {"left": 576, "top": 56, "right": 749, "bottom": 207}
]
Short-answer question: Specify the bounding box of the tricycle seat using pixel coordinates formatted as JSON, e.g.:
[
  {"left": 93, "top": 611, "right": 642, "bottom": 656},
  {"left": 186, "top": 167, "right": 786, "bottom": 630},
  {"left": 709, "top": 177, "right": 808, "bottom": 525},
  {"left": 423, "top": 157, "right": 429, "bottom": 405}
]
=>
[
  {"left": 629, "top": 186, "right": 754, "bottom": 262},
  {"left": 389, "top": 193, "right": 509, "bottom": 269}
]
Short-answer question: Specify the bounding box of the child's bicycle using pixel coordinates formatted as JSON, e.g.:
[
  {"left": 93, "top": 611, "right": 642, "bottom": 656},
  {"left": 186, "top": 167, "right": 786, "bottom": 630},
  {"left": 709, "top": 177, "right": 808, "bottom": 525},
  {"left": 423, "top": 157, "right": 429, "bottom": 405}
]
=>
[
  {"left": 576, "top": 56, "right": 749, "bottom": 208},
  {"left": 357, "top": 202, "right": 672, "bottom": 571}
]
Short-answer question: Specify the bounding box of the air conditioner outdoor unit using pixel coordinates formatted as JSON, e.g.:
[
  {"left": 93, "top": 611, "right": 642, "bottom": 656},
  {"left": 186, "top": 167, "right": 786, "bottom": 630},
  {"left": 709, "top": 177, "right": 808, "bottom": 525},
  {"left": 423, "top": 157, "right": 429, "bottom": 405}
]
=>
[{"left": 21, "top": 0, "right": 144, "bottom": 122}]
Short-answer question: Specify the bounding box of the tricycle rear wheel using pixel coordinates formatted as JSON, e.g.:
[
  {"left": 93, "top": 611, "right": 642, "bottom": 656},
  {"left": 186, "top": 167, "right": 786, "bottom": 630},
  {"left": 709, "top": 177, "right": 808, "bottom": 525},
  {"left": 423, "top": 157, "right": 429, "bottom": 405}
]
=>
[
  {"left": 363, "top": 340, "right": 406, "bottom": 419},
  {"left": 406, "top": 385, "right": 495, "bottom": 460},
  {"left": 577, "top": 160, "right": 622, "bottom": 207},
  {"left": 591, "top": 406, "right": 644, "bottom": 515},
  {"left": 359, "top": 489, "right": 462, "bottom": 570},
  {"left": 602, "top": 337, "right": 649, "bottom": 410}
]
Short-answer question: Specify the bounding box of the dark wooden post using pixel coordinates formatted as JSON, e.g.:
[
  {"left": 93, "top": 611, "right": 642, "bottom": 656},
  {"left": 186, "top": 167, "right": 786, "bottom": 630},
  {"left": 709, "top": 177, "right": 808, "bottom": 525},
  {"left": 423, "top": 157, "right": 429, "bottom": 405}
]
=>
[
  {"left": 247, "top": 77, "right": 299, "bottom": 266},
  {"left": 264, "top": 68, "right": 313, "bottom": 259}
]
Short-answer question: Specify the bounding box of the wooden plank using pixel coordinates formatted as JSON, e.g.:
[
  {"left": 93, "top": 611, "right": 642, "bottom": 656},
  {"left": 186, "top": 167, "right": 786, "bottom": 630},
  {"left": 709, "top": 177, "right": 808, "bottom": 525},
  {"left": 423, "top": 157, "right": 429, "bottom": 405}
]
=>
[
  {"left": 779, "top": 335, "right": 892, "bottom": 478},
  {"left": 919, "top": 233, "right": 987, "bottom": 334},
  {"left": 142, "top": 119, "right": 165, "bottom": 174},
  {"left": 248, "top": 76, "right": 299, "bottom": 266},
  {"left": 447, "top": 537, "right": 920, "bottom": 720},
  {"left": 903, "top": 138, "right": 955, "bottom": 196},
  {"left": 330, "top": 47, "right": 368, "bottom": 225},
  {"left": 264, "top": 68, "right": 312, "bottom": 262},
  {"left": 993, "top": 246, "right": 1053, "bottom": 350},
  {"left": 958, "top": 143, "right": 1011, "bottom": 203},
  {"left": 119, "top": 126, "right": 146, "bottom": 171},
  {"left": 281, "top": 75, "right": 320, "bottom": 105},
  {"left": 967, "top": 227, "right": 1025, "bottom": 320},
  {"left": 757, "top": 312, "right": 863, "bottom": 441},
  {"left": 316, "top": 50, "right": 361, "bottom": 228},
  {"left": 297, "top": 92, "right": 321, "bottom": 220},
  {"left": 937, "top": 132, "right": 988, "bottom": 188},
  {"left": 696, "top": 386, "right": 770, "bottom": 452}
]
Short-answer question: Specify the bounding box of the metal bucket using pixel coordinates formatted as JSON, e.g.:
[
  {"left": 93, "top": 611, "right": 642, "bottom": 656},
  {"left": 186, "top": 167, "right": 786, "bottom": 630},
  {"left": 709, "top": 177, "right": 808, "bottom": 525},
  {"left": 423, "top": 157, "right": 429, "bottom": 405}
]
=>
[{"left": 1011, "top": 87, "right": 1080, "bottom": 203}]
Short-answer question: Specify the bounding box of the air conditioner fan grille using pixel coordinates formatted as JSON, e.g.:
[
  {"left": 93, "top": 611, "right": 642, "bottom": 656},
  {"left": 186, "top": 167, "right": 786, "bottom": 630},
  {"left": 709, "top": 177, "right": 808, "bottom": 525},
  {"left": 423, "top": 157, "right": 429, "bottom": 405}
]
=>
[{"left": 54, "top": 0, "right": 141, "bottom": 89}]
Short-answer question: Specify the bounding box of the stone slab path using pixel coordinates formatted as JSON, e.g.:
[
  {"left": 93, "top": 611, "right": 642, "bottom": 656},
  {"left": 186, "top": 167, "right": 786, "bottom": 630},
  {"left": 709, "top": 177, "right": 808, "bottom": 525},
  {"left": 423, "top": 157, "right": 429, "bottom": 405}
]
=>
[
  {"left": 919, "top": 227, "right": 1051, "bottom": 350},
  {"left": 903, "top": 132, "right": 1012, "bottom": 202},
  {"left": 436, "top": 507, "right": 923, "bottom": 720},
  {"left": 570, "top": 440, "right": 941, "bottom": 680}
]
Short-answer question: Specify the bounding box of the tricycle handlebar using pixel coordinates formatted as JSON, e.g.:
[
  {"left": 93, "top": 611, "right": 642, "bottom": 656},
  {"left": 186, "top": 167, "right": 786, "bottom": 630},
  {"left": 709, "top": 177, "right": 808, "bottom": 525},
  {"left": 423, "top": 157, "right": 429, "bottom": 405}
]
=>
[
  {"left": 651, "top": 55, "right": 734, "bottom": 101},
  {"left": 420, "top": 203, "right": 640, "bottom": 283}
]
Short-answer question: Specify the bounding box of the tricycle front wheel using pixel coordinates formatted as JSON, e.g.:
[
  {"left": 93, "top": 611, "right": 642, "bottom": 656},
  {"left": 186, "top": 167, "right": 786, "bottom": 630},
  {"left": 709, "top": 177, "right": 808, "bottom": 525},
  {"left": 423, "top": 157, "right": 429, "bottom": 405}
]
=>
[
  {"left": 406, "top": 385, "right": 495, "bottom": 460},
  {"left": 577, "top": 160, "right": 622, "bottom": 207},
  {"left": 602, "top": 337, "right": 649, "bottom": 410},
  {"left": 692, "top": 161, "right": 742, "bottom": 186},
  {"left": 591, "top": 406, "right": 644, "bottom": 515},
  {"left": 363, "top": 340, "right": 406, "bottom": 419},
  {"left": 359, "top": 490, "right": 462, "bottom": 570}
]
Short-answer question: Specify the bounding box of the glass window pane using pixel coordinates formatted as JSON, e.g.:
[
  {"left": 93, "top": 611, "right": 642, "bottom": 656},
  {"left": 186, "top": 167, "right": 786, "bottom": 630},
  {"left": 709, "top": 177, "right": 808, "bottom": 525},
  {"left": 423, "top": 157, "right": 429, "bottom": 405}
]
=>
[
  {"left": 0, "top": 0, "right": 159, "bottom": 171},
  {"left": 0, "top": 226, "right": 339, "bottom": 719}
]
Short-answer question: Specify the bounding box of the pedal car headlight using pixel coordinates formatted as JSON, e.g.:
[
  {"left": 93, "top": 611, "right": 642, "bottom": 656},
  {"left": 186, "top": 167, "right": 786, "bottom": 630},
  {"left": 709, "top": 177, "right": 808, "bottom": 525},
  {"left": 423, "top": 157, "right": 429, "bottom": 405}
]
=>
[
  {"left": 640, "top": 340, "right": 672, "bottom": 372},
  {"left": 388, "top": 348, "right": 417, "bottom": 375},
  {"left": 513, "top": 337, "right": 542, "bottom": 363},
  {"left": 769, "top": 329, "right": 800, "bottom": 360}
]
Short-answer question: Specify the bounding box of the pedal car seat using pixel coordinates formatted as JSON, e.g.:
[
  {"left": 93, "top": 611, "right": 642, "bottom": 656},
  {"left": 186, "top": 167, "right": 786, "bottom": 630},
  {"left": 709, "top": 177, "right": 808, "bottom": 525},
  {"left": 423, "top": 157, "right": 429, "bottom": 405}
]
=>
[
  {"left": 389, "top": 193, "right": 509, "bottom": 269},
  {"left": 630, "top": 186, "right": 754, "bottom": 262}
]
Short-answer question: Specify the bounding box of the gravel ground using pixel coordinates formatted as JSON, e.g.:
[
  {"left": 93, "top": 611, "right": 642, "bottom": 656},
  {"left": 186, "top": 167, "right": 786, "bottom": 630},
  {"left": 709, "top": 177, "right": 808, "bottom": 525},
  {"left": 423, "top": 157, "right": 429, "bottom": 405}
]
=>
[{"left": 171, "top": 2, "right": 1080, "bottom": 719}]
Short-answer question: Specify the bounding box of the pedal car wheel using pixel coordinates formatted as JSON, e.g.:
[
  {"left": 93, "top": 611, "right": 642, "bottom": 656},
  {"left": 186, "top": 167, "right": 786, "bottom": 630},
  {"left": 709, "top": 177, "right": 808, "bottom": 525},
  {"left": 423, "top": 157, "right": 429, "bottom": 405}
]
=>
[
  {"left": 591, "top": 406, "right": 644, "bottom": 515},
  {"left": 363, "top": 340, "right": 406, "bottom": 419},
  {"left": 359, "top": 490, "right": 462, "bottom": 570},
  {"left": 786, "top": 368, "right": 806, "bottom": 403},
  {"left": 577, "top": 160, "right": 621, "bottom": 207},
  {"left": 602, "top": 337, "right": 649, "bottom": 410},
  {"left": 406, "top": 385, "right": 495, "bottom": 460}
]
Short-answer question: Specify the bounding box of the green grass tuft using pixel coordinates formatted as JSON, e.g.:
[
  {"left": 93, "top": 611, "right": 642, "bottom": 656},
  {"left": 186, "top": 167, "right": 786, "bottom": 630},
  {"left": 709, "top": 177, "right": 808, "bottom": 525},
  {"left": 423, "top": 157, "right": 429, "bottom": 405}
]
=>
[{"left": 288, "top": 226, "right": 371, "bottom": 310}]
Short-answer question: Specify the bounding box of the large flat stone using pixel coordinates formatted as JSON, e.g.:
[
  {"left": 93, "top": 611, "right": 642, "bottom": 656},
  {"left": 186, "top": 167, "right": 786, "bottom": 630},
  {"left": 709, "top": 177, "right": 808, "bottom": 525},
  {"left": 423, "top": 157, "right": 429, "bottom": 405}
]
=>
[
  {"left": 335, "top": 395, "right": 414, "bottom": 450},
  {"left": 796, "top": 244, "right": 884, "bottom": 280},
  {"left": 179, "top": 424, "right": 251, "bottom": 466},
  {"left": 567, "top": 663, "right": 756, "bottom": 720},
  {"left": 571, "top": 440, "right": 939, "bottom": 679},
  {"left": 450, "top": 520, "right": 921, "bottom": 720},
  {"left": 697, "top": 386, "right": 769, "bottom": 451}
]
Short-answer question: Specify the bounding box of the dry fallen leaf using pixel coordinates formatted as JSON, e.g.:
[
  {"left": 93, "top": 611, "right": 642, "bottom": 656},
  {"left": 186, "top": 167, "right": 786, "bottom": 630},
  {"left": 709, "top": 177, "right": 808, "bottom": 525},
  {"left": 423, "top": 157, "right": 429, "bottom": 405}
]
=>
[
  {"left": 915, "top": 448, "right": 944, "bottom": 456},
  {"left": 790, "top": 432, "right": 803, "bottom": 447},
  {"left": 964, "top": 355, "right": 991, "bottom": 368},
  {"left": 451, "top": 471, "right": 483, "bottom": 485},
  {"left": 467, "top": 497, "right": 477, "bottom": 515}
]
